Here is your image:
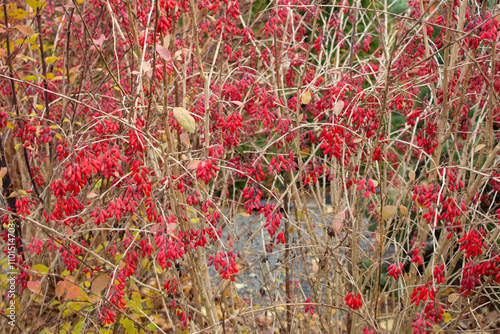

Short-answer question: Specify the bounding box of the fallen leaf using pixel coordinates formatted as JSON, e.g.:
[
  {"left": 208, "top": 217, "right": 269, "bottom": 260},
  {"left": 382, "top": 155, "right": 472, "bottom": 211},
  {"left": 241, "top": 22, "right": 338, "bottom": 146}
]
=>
[
  {"left": 409, "top": 170, "right": 416, "bottom": 181},
  {"left": 400, "top": 205, "right": 408, "bottom": 215}
]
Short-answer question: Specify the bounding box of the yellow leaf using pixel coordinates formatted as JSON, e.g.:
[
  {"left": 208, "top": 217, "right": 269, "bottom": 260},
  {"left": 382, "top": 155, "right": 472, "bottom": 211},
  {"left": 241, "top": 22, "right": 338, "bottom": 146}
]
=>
[
  {"left": 301, "top": 90, "right": 312, "bottom": 104},
  {"left": 27, "top": 0, "right": 47, "bottom": 11},
  {"left": 300, "top": 148, "right": 309, "bottom": 158},
  {"left": 32, "top": 264, "right": 49, "bottom": 274},
  {"left": 400, "top": 205, "right": 408, "bottom": 215},
  {"left": 45, "top": 56, "right": 58, "bottom": 64},
  {"left": 381, "top": 205, "right": 397, "bottom": 220},
  {"left": 409, "top": 170, "right": 416, "bottom": 181},
  {"left": 443, "top": 312, "right": 452, "bottom": 324}
]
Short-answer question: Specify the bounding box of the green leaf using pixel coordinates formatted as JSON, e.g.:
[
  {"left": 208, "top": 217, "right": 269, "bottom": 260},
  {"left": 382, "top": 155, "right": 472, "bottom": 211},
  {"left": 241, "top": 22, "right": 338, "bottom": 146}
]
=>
[
  {"left": 32, "top": 264, "right": 49, "bottom": 274},
  {"left": 146, "top": 323, "right": 158, "bottom": 332}
]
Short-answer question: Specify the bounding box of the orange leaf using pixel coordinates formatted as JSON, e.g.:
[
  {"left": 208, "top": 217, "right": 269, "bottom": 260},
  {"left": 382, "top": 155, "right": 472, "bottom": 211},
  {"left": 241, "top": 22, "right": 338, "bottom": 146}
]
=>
[
  {"left": 15, "top": 25, "right": 35, "bottom": 35},
  {"left": 65, "top": 286, "right": 82, "bottom": 300},
  {"left": 27, "top": 280, "right": 41, "bottom": 294},
  {"left": 55, "top": 281, "right": 67, "bottom": 298}
]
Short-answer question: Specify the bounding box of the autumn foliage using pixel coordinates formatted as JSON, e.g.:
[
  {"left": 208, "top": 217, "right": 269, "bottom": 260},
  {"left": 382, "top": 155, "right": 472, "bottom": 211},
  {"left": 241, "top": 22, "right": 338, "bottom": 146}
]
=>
[{"left": 1, "top": 0, "right": 500, "bottom": 333}]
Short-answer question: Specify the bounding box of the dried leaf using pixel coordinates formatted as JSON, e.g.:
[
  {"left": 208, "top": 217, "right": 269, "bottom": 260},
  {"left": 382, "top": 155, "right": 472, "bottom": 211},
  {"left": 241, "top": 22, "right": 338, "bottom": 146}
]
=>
[
  {"left": 207, "top": 15, "right": 217, "bottom": 25},
  {"left": 55, "top": 281, "right": 67, "bottom": 298},
  {"left": 196, "top": 8, "right": 209, "bottom": 24},
  {"left": 448, "top": 293, "right": 459, "bottom": 303},
  {"left": 86, "top": 192, "right": 99, "bottom": 199},
  {"left": 180, "top": 133, "right": 191, "bottom": 147},
  {"left": 409, "top": 170, "right": 416, "bottom": 181},
  {"left": 353, "top": 137, "right": 363, "bottom": 143},
  {"left": 301, "top": 91, "right": 312, "bottom": 104},
  {"left": 231, "top": 101, "right": 244, "bottom": 107},
  {"left": 141, "top": 61, "right": 152, "bottom": 72},
  {"left": 156, "top": 44, "right": 171, "bottom": 61},
  {"left": 332, "top": 211, "right": 346, "bottom": 234},
  {"left": 187, "top": 160, "right": 202, "bottom": 170},
  {"left": 474, "top": 144, "right": 486, "bottom": 153},
  {"left": 15, "top": 25, "right": 35, "bottom": 36},
  {"left": 381, "top": 205, "right": 397, "bottom": 220},
  {"left": 91, "top": 274, "right": 110, "bottom": 295},
  {"left": 173, "top": 107, "right": 196, "bottom": 133},
  {"left": 400, "top": 205, "right": 408, "bottom": 215},
  {"left": 166, "top": 222, "right": 177, "bottom": 235},
  {"left": 93, "top": 34, "right": 105, "bottom": 49},
  {"left": 333, "top": 100, "right": 345, "bottom": 115},
  {"left": 370, "top": 179, "right": 379, "bottom": 188},
  {"left": 311, "top": 260, "right": 319, "bottom": 274},
  {"left": 0, "top": 167, "right": 7, "bottom": 178},
  {"left": 27, "top": 280, "right": 41, "bottom": 293}
]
